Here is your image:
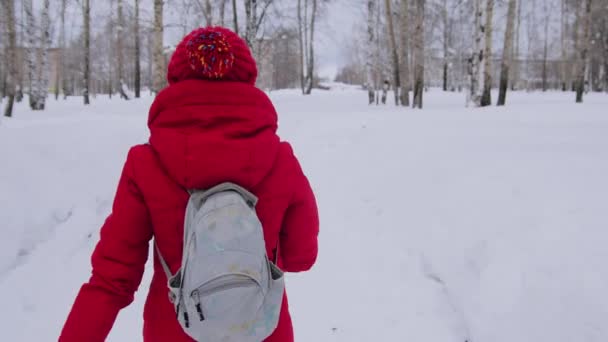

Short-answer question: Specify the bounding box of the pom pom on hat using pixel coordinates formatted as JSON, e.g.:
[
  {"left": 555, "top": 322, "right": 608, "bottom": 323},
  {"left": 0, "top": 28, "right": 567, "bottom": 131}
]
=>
[{"left": 167, "top": 27, "right": 258, "bottom": 85}]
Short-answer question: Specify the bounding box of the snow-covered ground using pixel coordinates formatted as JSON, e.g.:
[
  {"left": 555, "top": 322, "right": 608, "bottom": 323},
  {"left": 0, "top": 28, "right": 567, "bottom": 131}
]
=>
[{"left": 1, "top": 88, "right": 607, "bottom": 341}]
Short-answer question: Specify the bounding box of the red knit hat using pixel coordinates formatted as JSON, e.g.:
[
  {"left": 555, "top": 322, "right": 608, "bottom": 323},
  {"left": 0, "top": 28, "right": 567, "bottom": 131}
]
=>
[{"left": 167, "top": 27, "right": 258, "bottom": 85}]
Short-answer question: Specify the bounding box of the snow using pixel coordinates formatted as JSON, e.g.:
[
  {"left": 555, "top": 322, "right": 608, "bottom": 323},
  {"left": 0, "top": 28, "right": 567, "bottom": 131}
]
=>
[{"left": 1, "top": 88, "right": 608, "bottom": 341}]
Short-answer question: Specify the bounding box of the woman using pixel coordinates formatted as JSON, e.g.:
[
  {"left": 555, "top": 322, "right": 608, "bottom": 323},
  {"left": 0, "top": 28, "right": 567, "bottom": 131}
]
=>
[{"left": 59, "top": 27, "right": 319, "bottom": 342}]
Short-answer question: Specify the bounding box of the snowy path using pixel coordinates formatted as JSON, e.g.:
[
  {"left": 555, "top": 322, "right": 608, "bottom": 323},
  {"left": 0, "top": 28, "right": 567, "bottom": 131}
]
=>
[{"left": 1, "top": 89, "right": 607, "bottom": 341}]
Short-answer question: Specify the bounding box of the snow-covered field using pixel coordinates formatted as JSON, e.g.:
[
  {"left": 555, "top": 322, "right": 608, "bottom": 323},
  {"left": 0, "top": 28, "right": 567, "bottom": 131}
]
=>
[{"left": 1, "top": 88, "right": 607, "bottom": 341}]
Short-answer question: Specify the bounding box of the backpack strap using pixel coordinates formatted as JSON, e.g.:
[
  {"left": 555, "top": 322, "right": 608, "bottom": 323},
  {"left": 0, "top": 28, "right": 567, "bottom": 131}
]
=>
[{"left": 154, "top": 241, "right": 173, "bottom": 279}]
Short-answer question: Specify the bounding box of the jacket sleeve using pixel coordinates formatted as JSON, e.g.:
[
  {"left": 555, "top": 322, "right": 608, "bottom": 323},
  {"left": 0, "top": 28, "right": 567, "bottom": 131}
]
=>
[
  {"left": 59, "top": 148, "right": 153, "bottom": 342},
  {"left": 279, "top": 150, "right": 319, "bottom": 273}
]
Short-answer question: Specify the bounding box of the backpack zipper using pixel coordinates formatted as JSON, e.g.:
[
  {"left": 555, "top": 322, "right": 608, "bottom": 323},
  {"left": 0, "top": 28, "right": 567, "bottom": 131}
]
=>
[{"left": 191, "top": 275, "right": 258, "bottom": 321}]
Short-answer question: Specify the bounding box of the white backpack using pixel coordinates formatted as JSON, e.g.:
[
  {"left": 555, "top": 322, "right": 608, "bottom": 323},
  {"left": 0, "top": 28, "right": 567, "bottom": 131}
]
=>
[{"left": 155, "top": 182, "right": 285, "bottom": 342}]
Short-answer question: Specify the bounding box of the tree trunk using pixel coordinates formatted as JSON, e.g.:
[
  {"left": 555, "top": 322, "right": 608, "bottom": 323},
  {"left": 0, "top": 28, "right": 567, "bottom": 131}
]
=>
[
  {"left": 560, "top": 0, "right": 567, "bottom": 91},
  {"left": 541, "top": 0, "right": 549, "bottom": 92},
  {"left": 153, "top": 0, "right": 165, "bottom": 94},
  {"left": 204, "top": 0, "right": 213, "bottom": 26},
  {"left": 385, "top": 0, "right": 401, "bottom": 105},
  {"left": 480, "top": 0, "right": 493, "bottom": 107},
  {"left": 232, "top": 0, "right": 239, "bottom": 34},
  {"left": 56, "top": 0, "right": 67, "bottom": 100},
  {"left": 219, "top": 0, "right": 227, "bottom": 26},
  {"left": 576, "top": 0, "right": 592, "bottom": 103},
  {"left": 412, "top": 0, "right": 424, "bottom": 109},
  {"left": 23, "top": 0, "right": 36, "bottom": 108},
  {"left": 84, "top": 0, "right": 91, "bottom": 104},
  {"left": 3, "top": 0, "right": 18, "bottom": 117},
  {"left": 497, "top": 0, "right": 516, "bottom": 106},
  {"left": 297, "top": 0, "right": 305, "bottom": 93},
  {"left": 469, "top": 0, "right": 483, "bottom": 106},
  {"left": 512, "top": 0, "right": 521, "bottom": 90},
  {"left": 33, "top": 0, "right": 51, "bottom": 110},
  {"left": 304, "top": 0, "right": 317, "bottom": 95},
  {"left": 135, "top": 0, "right": 141, "bottom": 98},
  {"left": 399, "top": 0, "right": 410, "bottom": 106},
  {"left": 441, "top": 0, "right": 448, "bottom": 92},
  {"left": 366, "top": 0, "right": 376, "bottom": 104},
  {"left": 117, "top": 0, "right": 129, "bottom": 100}
]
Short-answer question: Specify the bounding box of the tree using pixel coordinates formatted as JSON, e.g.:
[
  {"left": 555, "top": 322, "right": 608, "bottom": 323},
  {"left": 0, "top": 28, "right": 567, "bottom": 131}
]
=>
[
  {"left": 560, "top": 0, "right": 568, "bottom": 91},
  {"left": 232, "top": 0, "right": 239, "bottom": 34},
  {"left": 23, "top": 0, "right": 36, "bottom": 108},
  {"left": 153, "top": 0, "right": 165, "bottom": 94},
  {"left": 497, "top": 0, "right": 517, "bottom": 106},
  {"left": 399, "top": 0, "right": 410, "bottom": 106},
  {"left": 56, "top": 0, "right": 68, "bottom": 100},
  {"left": 541, "top": 0, "right": 550, "bottom": 92},
  {"left": 480, "top": 0, "right": 493, "bottom": 106},
  {"left": 366, "top": 0, "right": 376, "bottom": 104},
  {"left": 385, "top": 0, "right": 401, "bottom": 105},
  {"left": 34, "top": 0, "right": 51, "bottom": 110},
  {"left": 441, "top": 0, "right": 449, "bottom": 92},
  {"left": 84, "top": 0, "right": 91, "bottom": 105},
  {"left": 3, "top": 0, "right": 18, "bottom": 117},
  {"left": 469, "top": 0, "right": 483, "bottom": 106},
  {"left": 297, "top": 0, "right": 319, "bottom": 95},
  {"left": 576, "top": 0, "right": 592, "bottom": 103},
  {"left": 117, "top": 0, "right": 129, "bottom": 99},
  {"left": 412, "top": 0, "right": 424, "bottom": 109},
  {"left": 134, "top": 0, "right": 141, "bottom": 98},
  {"left": 219, "top": 0, "right": 227, "bottom": 26}
]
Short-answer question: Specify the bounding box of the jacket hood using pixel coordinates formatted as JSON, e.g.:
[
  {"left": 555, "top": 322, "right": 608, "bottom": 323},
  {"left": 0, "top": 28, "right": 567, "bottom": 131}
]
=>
[{"left": 147, "top": 80, "right": 280, "bottom": 190}]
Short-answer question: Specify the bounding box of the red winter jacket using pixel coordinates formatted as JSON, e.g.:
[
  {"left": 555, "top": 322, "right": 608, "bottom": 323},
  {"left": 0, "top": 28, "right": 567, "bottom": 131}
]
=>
[{"left": 60, "top": 80, "right": 319, "bottom": 342}]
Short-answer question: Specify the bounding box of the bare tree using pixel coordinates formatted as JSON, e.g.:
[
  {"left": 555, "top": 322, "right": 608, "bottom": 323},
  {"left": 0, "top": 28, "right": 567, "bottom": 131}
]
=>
[
  {"left": 117, "top": 0, "right": 129, "bottom": 99},
  {"left": 232, "top": 0, "right": 239, "bottom": 34},
  {"left": 23, "top": 0, "right": 35, "bottom": 108},
  {"left": 134, "top": 0, "right": 141, "bottom": 98},
  {"left": 3, "top": 0, "right": 18, "bottom": 117},
  {"left": 366, "top": 0, "right": 376, "bottom": 104},
  {"left": 560, "top": 0, "right": 567, "bottom": 91},
  {"left": 84, "top": 0, "right": 91, "bottom": 105},
  {"left": 541, "top": 0, "right": 550, "bottom": 92},
  {"left": 480, "top": 0, "right": 493, "bottom": 106},
  {"left": 412, "top": 0, "right": 424, "bottom": 109},
  {"left": 153, "top": 0, "right": 165, "bottom": 94},
  {"left": 203, "top": 0, "right": 213, "bottom": 26},
  {"left": 34, "top": 0, "right": 51, "bottom": 110},
  {"left": 385, "top": 0, "right": 401, "bottom": 105},
  {"left": 297, "top": 0, "right": 319, "bottom": 95},
  {"left": 441, "top": 0, "right": 449, "bottom": 91},
  {"left": 219, "top": 0, "right": 227, "bottom": 26},
  {"left": 399, "top": 0, "right": 410, "bottom": 106},
  {"left": 576, "top": 0, "right": 592, "bottom": 103},
  {"left": 469, "top": 0, "right": 483, "bottom": 106},
  {"left": 56, "top": 0, "right": 67, "bottom": 100},
  {"left": 497, "top": 0, "right": 517, "bottom": 106}
]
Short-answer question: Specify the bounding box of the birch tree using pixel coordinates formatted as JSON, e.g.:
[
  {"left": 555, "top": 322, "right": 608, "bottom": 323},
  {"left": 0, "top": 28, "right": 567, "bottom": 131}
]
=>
[
  {"left": 469, "top": 0, "right": 483, "bottom": 106},
  {"left": 385, "top": 0, "right": 401, "bottom": 105},
  {"left": 412, "top": 0, "right": 424, "bottom": 109},
  {"left": 297, "top": 0, "right": 319, "bottom": 95},
  {"left": 83, "top": 0, "right": 91, "bottom": 104},
  {"left": 23, "top": 0, "right": 36, "bottom": 108},
  {"left": 399, "top": 0, "right": 410, "bottom": 106},
  {"left": 497, "top": 0, "right": 517, "bottom": 106},
  {"left": 366, "top": 0, "right": 376, "bottom": 104},
  {"left": 153, "top": 0, "right": 165, "bottom": 94},
  {"left": 541, "top": 0, "right": 550, "bottom": 92},
  {"left": 575, "top": 0, "right": 592, "bottom": 103},
  {"left": 56, "top": 0, "right": 68, "bottom": 100},
  {"left": 135, "top": 0, "right": 141, "bottom": 98},
  {"left": 33, "top": 0, "right": 51, "bottom": 110},
  {"left": 3, "top": 0, "right": 18, "bottom": 117},
  {"left": 560, "top": 0, "right": 567, "bottom": 91},
  {"left": 117, "top": 0, "right": 129, "bottom": 99},
  {"left": 480, "top": 0, "right": 493, "bottom": 106},
  {"left": 232, "top": 0, "right": 239, "bottom": 34}
]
